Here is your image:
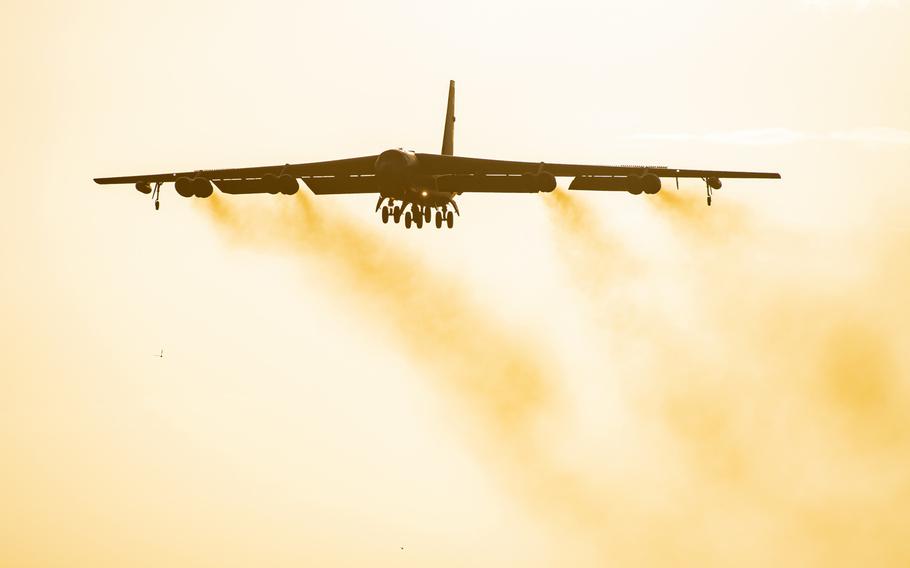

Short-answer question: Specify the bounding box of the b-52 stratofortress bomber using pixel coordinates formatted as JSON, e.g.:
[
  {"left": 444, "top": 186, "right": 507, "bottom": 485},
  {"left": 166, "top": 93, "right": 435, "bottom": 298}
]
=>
[{"left": 95, "top": 81, "right": 780, "bottom": 229}]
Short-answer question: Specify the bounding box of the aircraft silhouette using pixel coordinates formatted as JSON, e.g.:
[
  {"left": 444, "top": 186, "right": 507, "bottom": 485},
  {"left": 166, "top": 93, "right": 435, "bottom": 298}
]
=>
[
  {"left": 95, "top": 81, "right": 780, "bottom": 225},
  {"left": 154, "top": 349, "right": 163, "bottom": 358}
]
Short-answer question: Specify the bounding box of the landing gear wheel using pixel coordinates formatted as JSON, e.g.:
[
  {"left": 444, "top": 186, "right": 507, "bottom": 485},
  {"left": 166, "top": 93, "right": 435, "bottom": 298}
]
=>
[
  {"left": 415, "top": 211, "right": 423, "bottom": 228},
  {"left": 394, "top": 207, "right": 402, "bottom": 223},
  {"left": 381, "top": 206, "right": 389, "bottom": 223},
  {"left": 154, "top": 200, "right": 160, "bottom": 210},
  {"left": 446, "top": 211, "right": 454, "bottom": 229},
  {"left": 435, "top": 211, "right": 442, "bottom": 228},
  {"left": 707, "top": 195, "right": 712, "bottom": 206},
  {"left": 404, "top": 210, "right": 412, "bottom": 228},
  {"left": 424, "top": 208, "right": 431, "bottom": 223}
]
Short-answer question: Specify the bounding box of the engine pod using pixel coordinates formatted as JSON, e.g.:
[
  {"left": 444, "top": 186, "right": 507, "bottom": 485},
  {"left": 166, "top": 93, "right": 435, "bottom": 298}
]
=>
[
  {"left": 260, "top": 174, "right": 280, "bottom": 194},
  {"left": 175, "top": 177, "right": 195, "bottom": 198},
  {"left": 536, "top": 172, "right": 557, "bottom": 192},
  {"left": 278, "top": 174, "right": 299, "bottom": 195},
  {"left": 521, "top": 172, "right": 557, "bottom": 192},
  {"left": 641, "top": 173, "right": 662, "bottom": 195},
  {"left": 193, "top": 177, "right": 213, "bottom": 198}
]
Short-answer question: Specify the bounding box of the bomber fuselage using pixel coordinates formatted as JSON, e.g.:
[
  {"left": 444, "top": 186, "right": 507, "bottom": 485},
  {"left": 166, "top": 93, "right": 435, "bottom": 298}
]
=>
[{"left": 374, "top": 148, "right": 454, "bottom": 208}]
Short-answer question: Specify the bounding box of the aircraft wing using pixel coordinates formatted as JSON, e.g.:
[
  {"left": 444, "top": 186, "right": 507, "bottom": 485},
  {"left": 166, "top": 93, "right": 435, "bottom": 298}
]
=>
[
  {"left": 94, "top": 152, "right": 779, "bottom": 198},
  {"left": 93, "top": 155, "right": 379, "bottom": 185},
  {"left": 416, "top": 153, "right": 781, "bottom": 182}
]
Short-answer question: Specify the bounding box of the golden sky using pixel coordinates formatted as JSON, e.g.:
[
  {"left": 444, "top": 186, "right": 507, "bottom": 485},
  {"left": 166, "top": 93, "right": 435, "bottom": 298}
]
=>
[{"left": 2, "top": 0, "right": 910, "bottom": 566}]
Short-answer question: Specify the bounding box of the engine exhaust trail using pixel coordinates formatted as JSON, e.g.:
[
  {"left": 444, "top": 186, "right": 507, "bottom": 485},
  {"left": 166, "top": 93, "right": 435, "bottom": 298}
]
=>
[
  {"left": 196, "top": 193, "right": 644, "bottom": 561},
  {"left": 651, "top": 187, "right": 752, "bottom": 239},
  {"left": 200, "top": 188, "right": 910, "bottom": 565},
  {"left": 202, "top": 192, "right": 551, "bottom": 436},
  {"left": 541, "top": 188, "right": 645, "bottom": 337},
  {"left": 588, "top": 185, "right": 910, "bottom": 564}
]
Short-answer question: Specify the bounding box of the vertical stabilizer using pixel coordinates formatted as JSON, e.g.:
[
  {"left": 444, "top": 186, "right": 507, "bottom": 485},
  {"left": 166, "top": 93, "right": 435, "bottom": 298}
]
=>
[{"left": 441, "top": 80, "right": 455, "bottom": 155}]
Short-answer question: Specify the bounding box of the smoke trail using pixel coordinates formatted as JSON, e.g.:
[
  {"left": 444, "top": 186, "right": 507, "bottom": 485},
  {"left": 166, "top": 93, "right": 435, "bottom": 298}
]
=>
[
  {"left": 202, "top": 187, "right": 910, "bottom": 565},
  {"left": 543, "top": 188, "right": 636, "bottom": 283},
  {"left": 652, "top": 187, "right": 753, "bottom": 240},
  {"left": 197, "top": 193, "right": 641, "bottom": 562},
  {"left": 541, "top": 188, "right": 643, "bottom": 332},
  {"left": 648, "top": 201, "right": 910, "bottom": 563},
  {"left": 540, "top": 184, "right": 910, "bottom": 564},
  {"left": 202, "top": 193, "right": 549, "bottom": 434}
]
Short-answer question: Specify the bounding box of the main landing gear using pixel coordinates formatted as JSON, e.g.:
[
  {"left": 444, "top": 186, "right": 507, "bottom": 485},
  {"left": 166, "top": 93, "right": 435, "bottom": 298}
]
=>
[
  {"left": 379, "top": 201, "right": 456, "bottom": 229},
  {"left": 428, "top": 207, "right": 454, "bottom": 229},
  {"left": 380, "top": 202, "right": 403, "bottom": 224}
]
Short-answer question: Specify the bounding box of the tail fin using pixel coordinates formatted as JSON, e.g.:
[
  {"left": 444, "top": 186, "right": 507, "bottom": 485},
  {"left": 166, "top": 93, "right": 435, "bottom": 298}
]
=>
[{"left": 441, "top": 80, "right": 455, "bottom": 156}]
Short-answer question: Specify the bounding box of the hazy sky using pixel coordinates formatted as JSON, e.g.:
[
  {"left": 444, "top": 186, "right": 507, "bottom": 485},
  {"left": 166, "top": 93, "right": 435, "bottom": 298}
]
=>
[{"left": 2, "top": 1, "right": 910, "bottom": 566}]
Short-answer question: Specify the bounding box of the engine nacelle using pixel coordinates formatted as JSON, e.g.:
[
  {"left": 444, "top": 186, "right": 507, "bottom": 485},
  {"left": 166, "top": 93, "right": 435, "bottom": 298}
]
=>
[
  {"left": 135, "top": 181, "right": 151, "bottom": 194},
  {"left": 175, "top": 177, "right": 195, "bottom": 197},
  {"left": 193, "top": 177, "right": 213, "bottom": 198},
  {"left": 278, "top": 174, "right": 299, "bottom": 195},
  {"left": 261, "top": 173, "right": 280, "bottom": 194},
  {"left": 642, "top": 173, "right": 662, "bottom": 195},
  {"left": 523, "top": 171, "right": 557, "bottom": 192},
  {"left": 536, "top": 171, "right": 557, "bottom": 192},
  {"left": 707, "top": 177, "right": 722, "bottom": 190}
]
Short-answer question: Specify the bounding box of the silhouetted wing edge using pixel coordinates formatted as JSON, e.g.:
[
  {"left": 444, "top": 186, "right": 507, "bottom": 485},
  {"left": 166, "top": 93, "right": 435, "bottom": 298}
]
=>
[
  {"left": 94, "top": 155, "right": 379, "bottom": 185},
  {"left": 304, "top": 177, "right": 379, "bottom": 195},
  {"left": 415, "top": 154, "right": 781, "bottom": 180}
]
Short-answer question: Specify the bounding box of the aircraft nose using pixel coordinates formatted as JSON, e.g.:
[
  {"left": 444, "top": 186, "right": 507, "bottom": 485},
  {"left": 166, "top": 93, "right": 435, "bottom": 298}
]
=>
[{"left": 375, "top": 149, "right": 408, "bottom": 175}]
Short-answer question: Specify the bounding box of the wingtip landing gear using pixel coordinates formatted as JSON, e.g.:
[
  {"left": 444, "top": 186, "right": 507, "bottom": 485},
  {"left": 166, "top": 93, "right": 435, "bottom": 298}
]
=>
[
  {"left": 703, "top": 177, "right": 721, "bottom": 206},
  {"left": 151, "top": 182, "right": 162, "bottom": 211}
]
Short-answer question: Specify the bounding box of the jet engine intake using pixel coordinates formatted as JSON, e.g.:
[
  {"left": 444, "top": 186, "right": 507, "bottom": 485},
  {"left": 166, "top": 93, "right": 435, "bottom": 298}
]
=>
[
  {"left": 278, "top": 174, "right": 299, "bottom": 195},
  {"left": 193, "top": 177, "right": 213, "bottom": 198},
  {"left": 536, "top": 171, "right": 557, "bottom": 192},
  {"left": 261, "top": 173, "right": 280, "bottom": 194},
  {"left": 641, "top": 173, "right": 662, "bottom": 194},
  {"left": 175, "top": 177, "right": 195, "bottom": 197},
  {"left": 522, "top": 171, "right": 557, "bottom": 192}
]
